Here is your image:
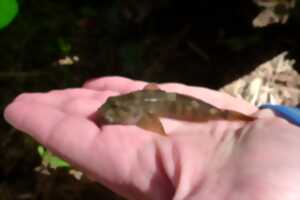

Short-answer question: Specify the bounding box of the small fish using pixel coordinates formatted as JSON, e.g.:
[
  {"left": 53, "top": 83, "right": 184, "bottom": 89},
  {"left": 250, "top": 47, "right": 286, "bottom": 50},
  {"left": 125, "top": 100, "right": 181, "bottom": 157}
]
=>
[{"left": 97, "top": 84, "right": 256, "bottom": 135}]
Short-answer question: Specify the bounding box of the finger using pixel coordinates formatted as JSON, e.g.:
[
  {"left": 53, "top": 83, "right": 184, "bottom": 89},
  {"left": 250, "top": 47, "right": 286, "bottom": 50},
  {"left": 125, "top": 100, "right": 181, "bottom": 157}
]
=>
[
  {"left": 4, "top": 100, "right": 75, "bottom": 145},
  {"left": 59, "top": 97, "right": 105, "bottom": 118},
  {"left": 83, "top": 76, "right": 147, "bottom": 93},
  {"left": 255, "top": 109, "right": 276, "bottom": 118},
  {"left": 48, "top": 91, "right": 119, "bottom": 118},
  {"left": 12, "top": 89, "right": 119, "bottom": 118},
  {"left": 4, "top": 99, "right": 145, "bottom": 176},
  {"left": 14, "top": 88, "right": 105, "bottom": 107},
  {"left": 4, "top": 100, "right": 171, "bottom": 199}
]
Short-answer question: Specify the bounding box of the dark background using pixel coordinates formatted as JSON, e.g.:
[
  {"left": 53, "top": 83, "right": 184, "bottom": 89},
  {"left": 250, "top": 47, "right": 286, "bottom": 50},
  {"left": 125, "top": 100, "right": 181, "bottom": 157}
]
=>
[{"left": 1, "top": 0, "right": 300, "bottom": 199}]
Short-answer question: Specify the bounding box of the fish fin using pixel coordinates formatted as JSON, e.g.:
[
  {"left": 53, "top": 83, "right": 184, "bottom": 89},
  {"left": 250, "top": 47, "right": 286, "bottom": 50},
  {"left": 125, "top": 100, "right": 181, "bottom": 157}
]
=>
[
  {"left": 223, "top": 109, "right": 257, "bottom": 121},
  {"left": 143, "top": 83, "right": 160, "bottom": 90},
  {"left": 137, "top": 113, "right": 166, "bottom": 136}
]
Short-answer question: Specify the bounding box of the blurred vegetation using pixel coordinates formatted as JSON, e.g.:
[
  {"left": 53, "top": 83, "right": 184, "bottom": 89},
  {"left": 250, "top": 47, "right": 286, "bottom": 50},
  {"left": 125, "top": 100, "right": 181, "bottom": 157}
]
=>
[
  {"left": 1, "top": 0, "right": 300, "bottom": 199},
  {"left": 0, "top": 0, "right": 18, "bottom": 29}
]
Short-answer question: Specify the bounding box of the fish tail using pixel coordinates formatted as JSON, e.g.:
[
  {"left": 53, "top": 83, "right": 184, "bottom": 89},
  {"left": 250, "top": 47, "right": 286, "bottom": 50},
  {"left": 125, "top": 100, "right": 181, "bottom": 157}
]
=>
[{"left": 223, "top": 109, "right": 256, "bottom": 121}]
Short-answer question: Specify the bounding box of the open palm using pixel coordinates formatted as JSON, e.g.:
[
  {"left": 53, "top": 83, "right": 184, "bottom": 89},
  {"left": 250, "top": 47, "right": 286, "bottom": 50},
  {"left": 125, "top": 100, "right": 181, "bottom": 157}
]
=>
[{"left": 4, "top": 77, "right": 300, "bottom": 200}]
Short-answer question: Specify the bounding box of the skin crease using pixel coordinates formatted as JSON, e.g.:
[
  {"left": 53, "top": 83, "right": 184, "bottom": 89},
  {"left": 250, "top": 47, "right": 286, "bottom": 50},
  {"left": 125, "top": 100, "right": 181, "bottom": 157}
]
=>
[{"left": 3, "top": 76, "right": 300, "bottom": 200}]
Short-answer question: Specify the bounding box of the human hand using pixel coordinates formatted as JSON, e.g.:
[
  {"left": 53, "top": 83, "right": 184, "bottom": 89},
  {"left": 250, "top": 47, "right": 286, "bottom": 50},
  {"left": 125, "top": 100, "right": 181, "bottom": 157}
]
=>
[{"left": 4, "top": 77, "right": 300, "bottom": 200}]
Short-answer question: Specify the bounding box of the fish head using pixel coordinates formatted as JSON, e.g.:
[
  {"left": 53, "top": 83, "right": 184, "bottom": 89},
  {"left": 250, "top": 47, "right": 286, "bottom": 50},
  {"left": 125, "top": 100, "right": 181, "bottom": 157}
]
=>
[{"left": 97, "top": 95, "right": 143, "bottom": 125}]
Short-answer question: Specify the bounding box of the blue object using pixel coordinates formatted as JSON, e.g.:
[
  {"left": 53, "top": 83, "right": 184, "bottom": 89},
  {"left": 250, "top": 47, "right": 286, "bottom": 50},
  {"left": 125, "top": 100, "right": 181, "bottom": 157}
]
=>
[{"left": 259, "top": 104, "right": 300, "bottom": 126}]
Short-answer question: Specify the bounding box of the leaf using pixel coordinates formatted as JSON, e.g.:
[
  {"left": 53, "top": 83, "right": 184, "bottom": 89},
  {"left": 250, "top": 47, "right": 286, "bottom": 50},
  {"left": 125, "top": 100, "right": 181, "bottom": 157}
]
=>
[
  {"left": 38, "top": 145, "right": 70, "bottom": 169},
  {"left": 47, "top": 155, "right": 70, "bottom": 169},
  {"left": 37, "top": 145, "right": 45, "bottom": 156},
  {"left": 0, "top": 0, "right": 19, "bottom": 29},
  {"left": 58, "top": 38, "right": 72, "bottom": 55}
]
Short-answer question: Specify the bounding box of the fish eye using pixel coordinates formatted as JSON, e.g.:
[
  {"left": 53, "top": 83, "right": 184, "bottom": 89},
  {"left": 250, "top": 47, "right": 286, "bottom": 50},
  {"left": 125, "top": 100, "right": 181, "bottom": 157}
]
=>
[
  {"left": 109, "top": 100, "right": 119, "bottom": 108},
  {"left": 110, "top": 103, "right": 117, "bottom": 108}
]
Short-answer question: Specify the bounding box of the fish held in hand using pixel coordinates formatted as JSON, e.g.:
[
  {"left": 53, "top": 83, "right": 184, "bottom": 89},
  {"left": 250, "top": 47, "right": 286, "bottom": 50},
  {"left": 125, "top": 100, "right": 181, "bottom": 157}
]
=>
[{"left": 97, "top": 84, "right": 256, "bottom": 135}]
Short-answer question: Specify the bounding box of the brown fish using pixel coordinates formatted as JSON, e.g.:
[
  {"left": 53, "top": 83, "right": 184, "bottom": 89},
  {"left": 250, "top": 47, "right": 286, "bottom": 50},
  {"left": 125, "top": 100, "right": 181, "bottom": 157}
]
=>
[{"left": 97, "top": 84, "right": 256, "bottom": 135}]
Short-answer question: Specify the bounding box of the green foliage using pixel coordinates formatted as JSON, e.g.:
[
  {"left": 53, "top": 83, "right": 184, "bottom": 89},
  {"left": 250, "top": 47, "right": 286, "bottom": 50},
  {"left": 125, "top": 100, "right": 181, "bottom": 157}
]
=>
[
  {"left": 37, "top": 145, "right": 70, "bottom": 169},
  {"left": 57, "top": 38, "right": 72, "bottom": 55},
  {"left": 0, "top": 0, "right": 18, "bottom": 29}
]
